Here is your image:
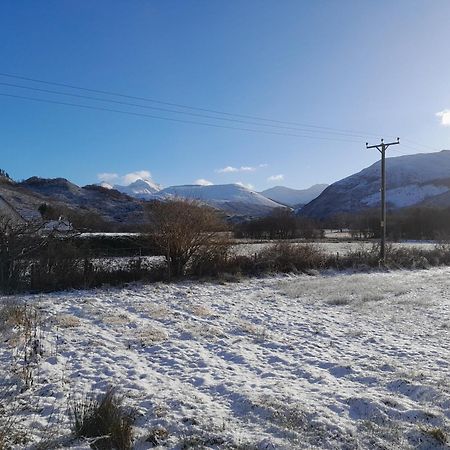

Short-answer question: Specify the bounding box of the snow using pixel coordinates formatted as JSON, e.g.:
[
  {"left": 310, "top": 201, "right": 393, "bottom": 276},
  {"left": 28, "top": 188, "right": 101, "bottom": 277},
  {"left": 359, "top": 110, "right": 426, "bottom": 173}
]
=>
[
  {"left": 350, "top": 150, "right": 450, "bottom": 188},
  {"left": 302, "top": 150, "right": 450, "bottom": 218},
  {"left": 1, "top": 269, "right": 450, "bottom": 448},
  {"left": 362, "top": 184, "right": 449, "bottom": 208},
  {"left": 92, "top": 255, "right": 164, "bottom": 271},
  {"left": 146, "top": 184, "right": 286, "bottom": 217},
  {"left": 113, "top": 179, "right": 162, "bottom": 199},
  {"left": 158, "top": 184, "right": 282, "bottom": 208}
]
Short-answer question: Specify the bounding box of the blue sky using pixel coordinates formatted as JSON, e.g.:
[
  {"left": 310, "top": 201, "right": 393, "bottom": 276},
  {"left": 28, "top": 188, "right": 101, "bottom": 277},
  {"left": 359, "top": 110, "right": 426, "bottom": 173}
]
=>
[{"left": 1, "top": 1, "right": 449, "bottom": 190}]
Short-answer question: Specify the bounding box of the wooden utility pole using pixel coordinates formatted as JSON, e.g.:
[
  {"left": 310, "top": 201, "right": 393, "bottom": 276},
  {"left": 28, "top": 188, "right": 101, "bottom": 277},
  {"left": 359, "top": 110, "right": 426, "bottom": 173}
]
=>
[{"left": 366, "top": 138, "right": 400, "bottom": 264}]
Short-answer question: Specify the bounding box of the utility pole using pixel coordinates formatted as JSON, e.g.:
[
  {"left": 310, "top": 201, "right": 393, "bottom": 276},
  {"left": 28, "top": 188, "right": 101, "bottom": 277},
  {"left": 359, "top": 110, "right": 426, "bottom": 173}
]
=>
[{"left": 366, "top": 137, "right": 400, "bottom": 264}]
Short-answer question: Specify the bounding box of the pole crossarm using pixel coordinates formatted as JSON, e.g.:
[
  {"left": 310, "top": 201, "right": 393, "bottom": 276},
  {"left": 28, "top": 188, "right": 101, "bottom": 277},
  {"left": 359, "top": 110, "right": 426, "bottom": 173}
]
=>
[{"left": 366, "top": 138, "right": 400, "bottom": 151}]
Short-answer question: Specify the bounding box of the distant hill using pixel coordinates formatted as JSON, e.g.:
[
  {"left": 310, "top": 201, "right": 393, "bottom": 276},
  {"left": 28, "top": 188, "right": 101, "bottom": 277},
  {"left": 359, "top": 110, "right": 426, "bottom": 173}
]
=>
[
  {"left": 155, "top": 183, "right": 286, "bottom": 217},
  {"left": 260, "top": 184, "right": 328, "bottom": 207},
  {"left": 300, "top": 150, "right": 450, "bottom": 219},
  {"left": 99, "top": 179, "right": 287, "bottom": 218},
  {"left": 0, "top": 177, "right": 147, "bottom": 225},
  {"left": 0, "top": 176, "right": 287, "bottom": 227}
]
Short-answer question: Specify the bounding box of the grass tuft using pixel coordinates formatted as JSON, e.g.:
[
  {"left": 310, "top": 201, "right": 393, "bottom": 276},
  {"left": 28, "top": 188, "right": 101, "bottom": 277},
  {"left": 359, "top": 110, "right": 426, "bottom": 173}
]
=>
[
  {"left": 420, "top": 426, "right": 447, "bottom": 445},
  {"left": 70, "top": 388, "right": 134, "bottom": 450}
]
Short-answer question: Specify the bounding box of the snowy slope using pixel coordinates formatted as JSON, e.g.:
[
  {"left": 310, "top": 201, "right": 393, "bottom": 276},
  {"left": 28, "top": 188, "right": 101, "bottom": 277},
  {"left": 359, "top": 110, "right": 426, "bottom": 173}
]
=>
[
  {"left": 0, "top": 192, "right": 26, "bottom": 222},
  {"left": 261, "top": 184, "right": 328, "bottom": 206},
  {"left": 156, "top": 183, "right": 286, "bottom": 217},
  {"left": 301, "top": 150, "right": 450, "bottom": 218},
  {"left": 113, "top": 179, "right": 161, "bottom": 199},
  {"left": 1, "top": 268, "right": 450, "bottom": 449}
]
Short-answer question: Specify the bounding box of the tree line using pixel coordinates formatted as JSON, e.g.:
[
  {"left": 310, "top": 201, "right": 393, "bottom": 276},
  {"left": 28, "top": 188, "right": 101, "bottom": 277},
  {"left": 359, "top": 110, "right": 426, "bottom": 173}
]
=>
[
  {"left": 323, "top": 206, "right": 450, "bottom": 240},
  {"left": 234, "top": 208, "right": 323, "bottom": 240}
]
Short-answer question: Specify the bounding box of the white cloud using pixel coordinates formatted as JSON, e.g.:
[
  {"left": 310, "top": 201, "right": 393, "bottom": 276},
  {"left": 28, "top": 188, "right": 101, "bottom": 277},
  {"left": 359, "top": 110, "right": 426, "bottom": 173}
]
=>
[
  {"left": 436, "top": 109, "right": 450, "bottom": 127},
  {"left": 97, "top": 170, "right": 154, "bottom": 186},
  {"left": 97, "top": 172, "right": 119, "bottom": 183},
  {"left": 267, "top": 174, "right": 284, "bottom": 182},
  {"left": 194, "top": 178, "right": 213, "bottom": 186},
  {"left": 122, "top": 170, "right": 153, "bottom": 185},
  {"left": 235, "top": 181, "right": 254, "bottom": 190},
  {"left": 216, "top": 166, "right": 238, "bottom": 173},
  {"left": 259, "top": 163, "right": 269, "bottom": 168},
  {"left": 216, "top": 165, "right": 257, "bottom": 173}
]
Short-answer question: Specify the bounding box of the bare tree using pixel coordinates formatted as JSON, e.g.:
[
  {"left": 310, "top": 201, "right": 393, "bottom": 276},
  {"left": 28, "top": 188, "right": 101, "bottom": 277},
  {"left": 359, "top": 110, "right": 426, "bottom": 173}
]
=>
[
  {"left": 145, "top": 200, "right": 228, "bottom": 278},
  {"left": 0, "top": 217, "right": 47, "bottom": 292}
]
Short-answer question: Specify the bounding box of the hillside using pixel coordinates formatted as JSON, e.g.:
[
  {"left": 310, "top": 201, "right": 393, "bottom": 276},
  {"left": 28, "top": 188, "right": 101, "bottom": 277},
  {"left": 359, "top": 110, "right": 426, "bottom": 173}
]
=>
[
  {"left": 301, "top": 150, "right": 450, "bottom": 218},
  {"left": 0, "top": 177, "right": 146, "bottom": 225},
  {"left": 261, "top": 184, "right": 328, "bottom": 207},
  {"left": 0, "top": 176, "right": 287, "bottom": 227},
  {"left": 156, "top": 183, "right": 286, "bottom": 217}
]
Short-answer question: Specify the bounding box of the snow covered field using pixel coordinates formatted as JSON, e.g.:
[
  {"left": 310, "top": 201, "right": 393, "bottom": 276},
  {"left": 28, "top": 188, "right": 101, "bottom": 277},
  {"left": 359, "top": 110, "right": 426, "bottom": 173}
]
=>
[{"left": 1, "top": 268, "right": 450, "bottom": 449}]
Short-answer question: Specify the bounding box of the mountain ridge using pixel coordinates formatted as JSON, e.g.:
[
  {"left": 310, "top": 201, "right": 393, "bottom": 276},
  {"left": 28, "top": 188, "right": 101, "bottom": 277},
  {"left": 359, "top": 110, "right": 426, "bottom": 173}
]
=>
[
  {"left": 300, "top": 150, "right": 450, "bottom": 218},
  {"left": 153, "top": 183, "right": 286, "bottom": 217}
]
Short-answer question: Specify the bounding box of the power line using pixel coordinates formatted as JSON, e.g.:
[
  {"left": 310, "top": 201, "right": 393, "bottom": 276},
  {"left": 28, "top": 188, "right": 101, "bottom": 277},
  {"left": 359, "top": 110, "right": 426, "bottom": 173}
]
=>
[
  {"left": 0, "top": 81, "right": 372, "bottom": 139},
  {"left": 0, "top": 71, "right": 389, "bottom": 139},
  {"left": 388, "top": 146, "right": 416, "bottom": 156},
  {"left": 0, "top": 92, "right": 364, "bottom": 143},
  {"left": 402, "top": 138, "right": 441, "bottom": 153},
  {"left": 0, "top": 72, "right": 443, "bottom": 153}
]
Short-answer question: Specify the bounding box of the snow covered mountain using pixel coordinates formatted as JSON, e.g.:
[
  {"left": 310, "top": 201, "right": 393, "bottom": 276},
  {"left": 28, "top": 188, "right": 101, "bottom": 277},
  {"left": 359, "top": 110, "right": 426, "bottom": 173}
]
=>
[
  {"left": 155, "top": 184, "right": 286, "bottom": 217},
  {"left": 113, "top": 179, "right": 161, "bottom": 199},
  {"left": 1, "top": 176, "right": 286, "bottom": 226},
  {"left": 301, "top": 150, "right": 450, "bottom": 218},
  {"left": 105, "top": 179, "right": 284, "bottom": 217},
  {"left": 260, "top": 184, "right": 328, "bottom": 207}
]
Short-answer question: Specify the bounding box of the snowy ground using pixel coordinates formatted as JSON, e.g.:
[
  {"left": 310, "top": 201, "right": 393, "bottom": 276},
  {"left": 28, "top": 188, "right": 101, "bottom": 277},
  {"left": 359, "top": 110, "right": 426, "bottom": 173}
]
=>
[{"left": 1, "top": 268, "right": 450, "bottom": 449}]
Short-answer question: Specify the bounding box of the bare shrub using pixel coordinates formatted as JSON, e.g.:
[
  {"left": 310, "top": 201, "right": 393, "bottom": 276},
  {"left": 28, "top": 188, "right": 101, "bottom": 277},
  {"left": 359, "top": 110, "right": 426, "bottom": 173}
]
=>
[
  {"left": 189, "top": 239, "right": 232, "bottom": 277},
  {"left": 386, "top": 247, "right": 431, "bottom": 269},
  {"left": 338, "top": 244, "right": 381, "bottom": 269},
  {"left": 420, "top": 426, "right": 447, "bottom": 445},
  {"left": 30, "top": 238, "right": 86, "bottom": 292},
  {"left": 180, "top": 433, "right": 225, "bottom": 449},
  {"left": 145, "top": 426, "right": 169, "bottom": 446},
  {"left": 0, "top": 388, "right": 27, "bottom": 449},
  {"left": 190, "top": 243, "right": 328, "bottom": 277},
  {"left": 0, "top": 299, "right": 28, "bottom": 331},
  {"left": 339, "top": 244, "right": 439, "bottom": 270},
  {"left": 91, "top": 258, "right": 166, "bottom": 287},
  {"left": 0, "top": 413, "right": 24, "bottom": 450},
  {"left": 257, "top": 243, "right": 328, "bottom": 273},
  {"left": 0, "top": 218, "right": 46, "bottom": 293},
  {"left": 70, "top": 388, "right": 133, "bottom": 450},
  {"left": 145, "top": 200, "right": 229, "bottom": 278},
  {"left": 0, "top": 300, "right": 44, "bottom": 390}
]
